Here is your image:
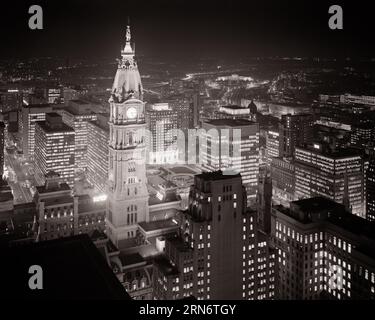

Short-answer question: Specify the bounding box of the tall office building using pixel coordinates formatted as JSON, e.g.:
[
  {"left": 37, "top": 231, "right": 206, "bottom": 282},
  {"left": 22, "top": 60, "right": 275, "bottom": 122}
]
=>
[
  {"left": 272, "top": 197, "right": 375, "bottom": 300},
  {"left": 153, "top": 171, "right": 276, "bottom": 300},
  {"left": 0, "top": 122, "right": 5, "bottom": 177},
  {"left": 191, "top": 93, "right": 200, "bottom": 128},
  {"left": 201, "top": 119, "right": 260, "bottom": 204},
  {"left": 295, "top": 144, "right": 365, "bottom": 218},
  {"left": 350, "top": 124, "right": 373, "bottom": 148},
  {"left": 166, "top": 96, "right": 191, "bottom": 131},
  {"left": 266, "top": 129, "right": 280, "bottom": 163},
  {"left": 87, "top": 114, "right": 109, "bottom": 194},
  {"left": 145, "top": 103, "right": 178, "bottom": 165},
  {"left": 106, "top": 25, "right": 149, "bottom": 247},
  {"left": 58, "top": 100, "right": 98, "bottom": 172},
  {"left": 19, "top": 104, "right": 53, "bottom": 159},
  {"left": 367, "top": 158, "right": 375, "bottom": 221},
  {"left": 270, "top": 157, "right": 296, "bottom": 206},
  {"left": 34, "top": 113, "right": 75, "bottom": 187},
  {"left": 279, "top": 113, "right": 314, "bottom": 158},
  {"left": 257, "top": 169, "right": 272, "bottom": 234}
]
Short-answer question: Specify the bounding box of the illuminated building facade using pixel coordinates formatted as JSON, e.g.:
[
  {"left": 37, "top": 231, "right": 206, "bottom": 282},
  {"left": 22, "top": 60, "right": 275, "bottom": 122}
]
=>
[
  {"left": 87, "top": 113, "right": 109, "bottom": 194},
  {"left": 367, "top": 158, "right": 375, "bottom": 221},
  {"left": 295, "top": 145, "right": 365, "bottom": 218},
  {"left": 266, "top": 129, "right": 280, "bottom": 163},
  {"left": 34, "top": 113, "right": 75, "bottom": 187},
  {"left": 214, "top": 105, "right": 251, "bottom": 120},
  {"left": 153, "top": 171, "right": 276, "bottom": 300},
  {"left": 35, "top": 171, "right": 75, "bottom": 241},
  {"left": 20, "top": 104, "right": 53, "bottom": 159},
  {"left": 58, "top": 101, "right": 98, "bottom": 172},
  {"left": 145, "top": 103, "right": 178, "bottom": 165},
  {"left": 279, "top": 113, "right": 314, "bottom": 158},
  {"left": 350, "top": 124, "right": 373, "bottom": 148},
  {"left": 271, "top": 157, "right": 296, "bottom": 206},
  {"left": 0, "top": 122, "right": 4, "bottom": 177},
  {"left": 166, "top": 96, "right": 191, "bottom": 130},
  {"left": 272, "top": 197, "right": 375, "bottom": 300},
  {"left": 201, "top": 119, "right": 260, "bottom": 204},
  {"left": 35, "top": 172, "right": 106, "bottom": 241},
  {"left": 106, "top": 25, "right": 149, "bottom": 248}
]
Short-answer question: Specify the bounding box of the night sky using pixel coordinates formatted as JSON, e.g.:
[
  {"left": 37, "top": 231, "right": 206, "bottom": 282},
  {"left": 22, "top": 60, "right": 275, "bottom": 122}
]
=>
[{"left": 0, "top": 0, "right": 374, "bottom": 60}]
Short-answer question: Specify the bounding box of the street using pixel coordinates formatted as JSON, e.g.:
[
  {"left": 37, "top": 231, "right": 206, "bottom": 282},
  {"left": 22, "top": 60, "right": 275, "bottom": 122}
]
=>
[{"left": 4, "top": 149, "right": 37, "bottom": 204}]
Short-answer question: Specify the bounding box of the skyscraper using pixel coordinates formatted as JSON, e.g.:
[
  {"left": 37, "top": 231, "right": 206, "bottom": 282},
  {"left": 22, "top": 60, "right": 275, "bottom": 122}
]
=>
[
  {"left": 34, "top": 113, "right": 75, "bottom": 187},
  {"left": 87, "top": 114, "right": 109, "bottom": 194},
  {"left": 266, "top": 129, "right": 280, "bottom": 163},
  {"left": 295, "top": 144, "right": 365, "bottom": 218},
  {"left": 145, "top": 103, "right": 178, "bottom": 165},
  {"left": 279, "top": 113, "right": 314, "bottom": 158},
  {"left": 19, "top": 104, "right": 53, "bottom": 159},
  {"left": 350, "top": 123, "right": 373, "bottom": 148},
  {"left": 272, "top": 197, "right": 375, "bottom": 300},
  {"left": 0, "top": 122, "right": 5, "bottom": 177},
  {"left": 366, "top": 158, "right": 375, "bottom": 221},
  {"left": 58, "top": 100, "right": 98, "bottom": 173},
  {"left": 106, "top": 25, "right": 149, "bottom": 248},
  {"left": 201, "top": 119, "right": 260, "bottom": 204},
  {"left": 153, "top": 171, "right": 276, "bottom": 300}
]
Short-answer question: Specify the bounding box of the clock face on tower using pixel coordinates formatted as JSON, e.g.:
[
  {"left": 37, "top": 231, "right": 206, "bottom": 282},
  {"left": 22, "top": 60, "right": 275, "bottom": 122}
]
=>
[{"left": 127, "top": 107, "right": 137, "bottom": 119}]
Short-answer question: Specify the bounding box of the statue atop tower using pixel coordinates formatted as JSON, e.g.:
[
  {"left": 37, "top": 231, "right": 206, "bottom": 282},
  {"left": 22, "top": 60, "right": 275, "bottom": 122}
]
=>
[{"left": 110, "top": 24, "right": 143, "bottom": 103}]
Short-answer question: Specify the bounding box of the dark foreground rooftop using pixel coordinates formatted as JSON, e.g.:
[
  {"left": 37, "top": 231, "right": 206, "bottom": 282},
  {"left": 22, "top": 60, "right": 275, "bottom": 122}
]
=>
[{"left": 0, "top": 234, "right": 130, "bottom": 299}]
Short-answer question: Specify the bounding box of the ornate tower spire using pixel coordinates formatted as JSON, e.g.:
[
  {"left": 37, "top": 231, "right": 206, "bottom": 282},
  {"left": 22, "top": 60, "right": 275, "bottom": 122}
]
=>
[{"left": 110, "top": 21, "right": 143, "bottom": 103}]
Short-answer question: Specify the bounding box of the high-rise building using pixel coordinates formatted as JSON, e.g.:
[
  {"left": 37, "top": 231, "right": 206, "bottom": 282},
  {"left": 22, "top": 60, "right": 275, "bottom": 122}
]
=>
[
  {"left": 145, "top": 103, "right": 178, "bottom": 165},
  {"left": 295, "top": 144, "right": 365, "bottom": 218},
  {"left": 270, "top": 157, "right": 296, "bottom": 206},
  {"left": 0, "top": 89, "right": 23, "bottom": 113},
  {"left": 266, "top": 129, "right": 280, "bottom": 163},
  {"left": 58, "top": 101, "right": 98, "bottom": 172},
  {"left": 19, "top": 104, "right": 53, "bottom": 159},
  {"left": 350, "top": 123, "right": 373, "bottom": 148},
  {"left": 272, "top": 197, "right": 375, "bottom": 300},
  {"left": 34, "top": 113, "right": 75, "bottom": 187},
  {"left": 257, "top": 169, "right": 272, "bottom": 234},
  {"left": 201, "top": 119, "right": 260, "bottom": 204},
  {"left": 87, "top": 113, "right": 109, "bottom": 194},
  {"left": 166, "top": 96, "right": 191, "bottom": 131},
  {"left": 0, "top": 122, "right": 5, "bottom": 177},
  {"left": 366, "top": 158, "right": 375, "bottom": 221},
  {"left": 153, "top": 171, "right": 276, "bottom": 300},
  {"left": 106, "top": 25, "right": 149, "bottom": 248},
  {"left": 191, "top": 93, "right": 200, "bottom": 128},
  {"left": 279, "top": 113, "right": 314, "bottom": 158}
]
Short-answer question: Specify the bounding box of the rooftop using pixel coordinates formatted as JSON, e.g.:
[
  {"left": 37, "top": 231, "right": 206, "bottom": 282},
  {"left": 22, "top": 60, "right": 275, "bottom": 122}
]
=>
[
  {"left": 0, "top": 234, "right": 130, "bottom": 299},
  {"left": 119, "top": 252, "right": 145, "bottom": 267},
  {"left": 36, "top": 182, "right": 71, "bottom": 194},
  {"left": 37, "top": 120, "right": 75, "bottom": 133},
  {"left": 138, "top": 218, "right": 178, "bottom": 233},
  {"left": 196, "top": 170, "right": 241, "bottom": 181},
  {"left": 204, "top": 118, "right": 256, "bottom": 127}
]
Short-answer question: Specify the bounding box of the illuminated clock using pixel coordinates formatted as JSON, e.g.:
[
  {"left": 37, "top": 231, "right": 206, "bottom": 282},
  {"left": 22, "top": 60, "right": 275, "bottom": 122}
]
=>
[{"left": 126, "top": 107, "right": 137, "bottom": 119}]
